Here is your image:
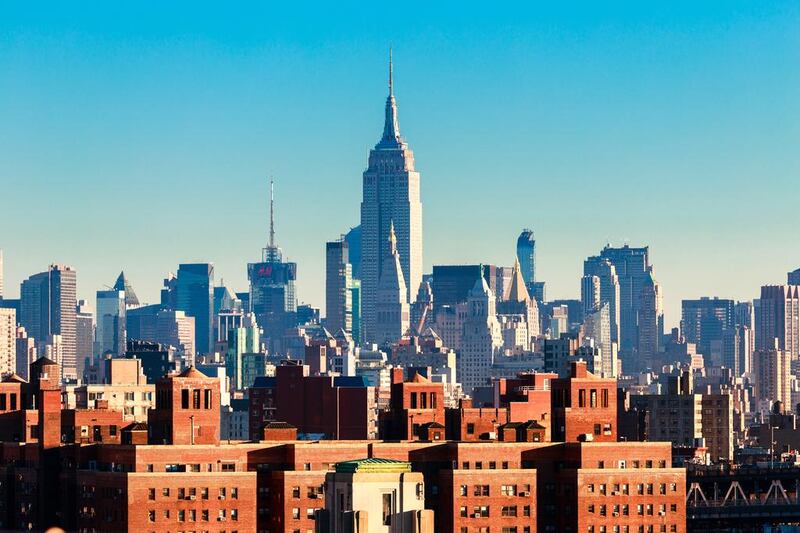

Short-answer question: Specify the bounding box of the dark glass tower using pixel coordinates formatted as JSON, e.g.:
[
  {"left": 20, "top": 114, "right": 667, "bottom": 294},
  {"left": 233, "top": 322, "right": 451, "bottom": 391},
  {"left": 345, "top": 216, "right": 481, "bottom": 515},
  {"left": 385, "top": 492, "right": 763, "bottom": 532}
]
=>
[
  {"left": 176, "top": 263, "right": 214, "bottom": 355},
  {"left": 516, "top": 229, "right": 536, "bottom": 286}
]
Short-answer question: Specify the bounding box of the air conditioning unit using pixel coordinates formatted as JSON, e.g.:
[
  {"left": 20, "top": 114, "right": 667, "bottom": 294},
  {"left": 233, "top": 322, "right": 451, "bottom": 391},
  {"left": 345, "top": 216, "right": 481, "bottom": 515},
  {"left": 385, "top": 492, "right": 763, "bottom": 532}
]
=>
[
  {"left": 659, "top": 511, "right": 665, "bottom": 516},
  {"left": 611, "top": 491, "right": 618, "bottom": 496},
  {"left": 519, "top": 491, "right": 530, "bottom": 497},
  {"left": 613, "top": 512, "right": 619, "bottom": 517},
  {"left": 188, "top": 495, "right": 196, "bottom": 501},
  {"left": 218, "top": 496, "right": 226, "bottom": 500},
  {"left": 217, "top": 517, "right": 227, "bottom": 522}
]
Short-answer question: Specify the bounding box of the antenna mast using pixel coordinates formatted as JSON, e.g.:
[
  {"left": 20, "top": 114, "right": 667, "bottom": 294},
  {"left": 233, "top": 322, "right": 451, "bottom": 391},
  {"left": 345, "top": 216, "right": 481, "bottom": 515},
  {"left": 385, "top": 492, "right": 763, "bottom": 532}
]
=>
[{"left": 269, "top": 178, "right": 275, "bottom": 249}]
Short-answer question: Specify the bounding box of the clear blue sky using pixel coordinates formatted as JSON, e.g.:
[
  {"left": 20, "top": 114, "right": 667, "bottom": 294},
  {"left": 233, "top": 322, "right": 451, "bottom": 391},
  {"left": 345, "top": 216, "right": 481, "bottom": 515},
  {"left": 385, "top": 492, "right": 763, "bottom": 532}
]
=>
[{"left": 1, "top": 1, "right": 798, "bottom": 327}]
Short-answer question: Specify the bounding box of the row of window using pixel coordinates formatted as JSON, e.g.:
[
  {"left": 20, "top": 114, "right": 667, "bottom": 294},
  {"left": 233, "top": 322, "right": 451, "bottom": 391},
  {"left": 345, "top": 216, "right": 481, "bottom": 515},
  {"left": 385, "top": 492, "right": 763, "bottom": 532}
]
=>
[
  {"left": 459, "top": 460, "right": 513, "bottom": 469},
  {"left": 291, "top": 485, "right": 324, "bottom": 499},
  {"left": 147, "top": 508, "right": 239, "bottom": 522},
  {"left": 596, "top": 459, "right": 668, "bottom": 469},
  {"left": 459, "top": 505, "right": 532, "bottom": 518},
  {"left": 587, "top": 503, "right": 678, "bottom": 516},
  {"left": 458, "top": 484, "right": 531, "bottom": 497},
  {"left": 587, "top": 526, "right": 678, "bottom": 533},
  {"left": 458, "top": 528, "right": 531, "bottom": 533},
  {"left": 586, "top": 483, "right": 678, "bottom": 495},
  {"left": 148, "top": 487, "right": 238, "bottom": 500},
  {"left": 290, "top": 507, "right": 321, "bottom": 520}
]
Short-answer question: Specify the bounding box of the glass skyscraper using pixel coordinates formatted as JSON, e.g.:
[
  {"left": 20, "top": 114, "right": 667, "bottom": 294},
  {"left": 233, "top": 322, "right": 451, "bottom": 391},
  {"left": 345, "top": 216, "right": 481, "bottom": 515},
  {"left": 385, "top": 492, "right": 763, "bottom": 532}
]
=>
[
  {"left": 516, "top": 229, "right": 536, "bottom": 286},
  {"left": 176, "top": 263, "right": 214, "bottom": 356},
  {"left": 96, "top": 288, "right": 126, "bottom": 358}
]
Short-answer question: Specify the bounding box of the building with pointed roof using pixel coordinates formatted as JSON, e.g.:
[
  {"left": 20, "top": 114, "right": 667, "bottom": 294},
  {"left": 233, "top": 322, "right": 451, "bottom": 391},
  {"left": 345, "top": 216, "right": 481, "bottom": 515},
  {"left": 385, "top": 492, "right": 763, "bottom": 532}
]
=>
[
  {"left": 458, "top": 272, "right": 503, "bottom": 395},
  {"left": 360, "top": 52, "right": 423, "bottom": 345},
  {"left": 113, "top": 271, "right": 140, "bottom": 308},
  {"left": 372, "top": 222, "right": 410, "bottom": 346}
]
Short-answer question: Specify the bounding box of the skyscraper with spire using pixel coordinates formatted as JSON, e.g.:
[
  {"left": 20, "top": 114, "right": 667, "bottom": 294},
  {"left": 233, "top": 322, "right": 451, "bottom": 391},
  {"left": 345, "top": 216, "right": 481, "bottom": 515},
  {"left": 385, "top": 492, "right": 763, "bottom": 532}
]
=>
[
  {"left": 248, "top": 180, "right": 297, "bottom": 352},
  {"left": 360, "top": 51, "right": 423, "bottom": 344}
]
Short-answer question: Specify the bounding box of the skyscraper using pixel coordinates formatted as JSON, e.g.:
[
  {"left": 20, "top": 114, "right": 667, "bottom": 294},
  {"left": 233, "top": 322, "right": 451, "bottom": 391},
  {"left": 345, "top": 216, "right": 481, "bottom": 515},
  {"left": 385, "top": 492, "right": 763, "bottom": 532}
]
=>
[
  {"left": 20, "top": 264, "right": 77, "bottom": 379},
  {"left": 360, "top": 52, "right": 423, "bottom": 344},
  {"left": 458, "top": 275, "right": 503, "bottom": 394},
  {"left": 757, "top": 285, "right": 800, "bottom": 359},
  {"left": 176, "top": 263, "right": 214, "bottom": 355},
  {"left": 598, "top": 245, "right": 651, "bottom": 364},
  {"left": 372, "top": 222, "right": 410, "bottom": 346},
  {"left": 637, "top": 269, "right": 663, "bottom": 370},
  {"left": 248, "top": 181, "right": 298, "bottom": 352},
  {"left": 516, "top": 229, "right": 536, "bottom": 288},
  {"left": 789, "top": 268, "right": 800, "bottom": 285},
  {"left": 681, "top": 297, "right": 735, "bottom": 361},
  {"left": 113, "top": 271, "right": 140, "bottom": 308},
  {"left": 75, "top": 300, "right": 94, "bottom": 377},
  {"left": 326, "top": 238, "right": 353, "bottom": 335},
  {"left": 583, "top": 256, "right": 621, "bottom": 345},
  {"left": 96, "top": 288, "right": 126, "bottom": 358}
]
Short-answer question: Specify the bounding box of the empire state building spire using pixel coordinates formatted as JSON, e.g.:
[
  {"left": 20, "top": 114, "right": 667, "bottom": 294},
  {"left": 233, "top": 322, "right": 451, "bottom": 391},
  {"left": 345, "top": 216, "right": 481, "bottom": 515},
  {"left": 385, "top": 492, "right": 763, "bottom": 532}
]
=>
[{"left": 380, "top": 48, "right": 402, "bottom": 148}]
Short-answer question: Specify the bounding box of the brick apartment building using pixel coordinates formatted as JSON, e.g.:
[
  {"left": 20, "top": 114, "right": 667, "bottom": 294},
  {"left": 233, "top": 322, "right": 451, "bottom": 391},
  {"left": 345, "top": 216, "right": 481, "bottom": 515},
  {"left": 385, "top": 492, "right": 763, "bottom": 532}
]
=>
[{"left": 0, "top": 356, "right": 686, "bottom": 533}]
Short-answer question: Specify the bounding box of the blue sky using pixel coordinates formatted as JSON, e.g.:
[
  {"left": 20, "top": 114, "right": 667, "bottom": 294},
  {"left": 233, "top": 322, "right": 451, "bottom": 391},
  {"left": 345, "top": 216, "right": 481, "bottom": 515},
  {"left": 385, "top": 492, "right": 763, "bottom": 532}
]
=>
[{"left": 1, "top": 1, "right": 798, "bottom": 327}]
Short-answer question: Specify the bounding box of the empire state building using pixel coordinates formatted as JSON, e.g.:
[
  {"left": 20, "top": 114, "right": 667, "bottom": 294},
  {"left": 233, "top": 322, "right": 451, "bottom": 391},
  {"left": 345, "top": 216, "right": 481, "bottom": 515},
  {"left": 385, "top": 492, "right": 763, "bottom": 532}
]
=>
[{"left": 360, "top": 52, "right": 423, "bottom": 344}]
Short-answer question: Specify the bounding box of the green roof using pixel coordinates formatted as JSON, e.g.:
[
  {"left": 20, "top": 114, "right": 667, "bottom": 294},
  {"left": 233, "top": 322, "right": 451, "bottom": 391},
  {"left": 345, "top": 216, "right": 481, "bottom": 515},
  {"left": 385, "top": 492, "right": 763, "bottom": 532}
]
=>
[{"left": 335, "top": 458, "right": 412, "bottom": 474}]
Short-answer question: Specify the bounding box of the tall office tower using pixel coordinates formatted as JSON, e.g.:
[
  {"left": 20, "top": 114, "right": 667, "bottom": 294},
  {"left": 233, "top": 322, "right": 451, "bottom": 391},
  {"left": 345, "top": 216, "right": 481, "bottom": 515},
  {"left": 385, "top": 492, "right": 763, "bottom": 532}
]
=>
[
  {"left": 96, "top": 288, "right": 126, "bottom": 358},
  {"left": 75, "top": 300, "right": 94, "bottom": 378},
  {"left": 0, "top": 308, "right": 15, "bottom": 375},
  {"left": 580, "top": 274, "right": 601, "bottom": 315},
  {"left": 431, "top": 265, "right": 500, "bottom": 308},
  {"left": 753, "top": 344, "right": 792, "bottom": 410},
  {"left": 735, "top": 301, "right": 755, "bottom": 328},
  {"left": 326, "top": 238, "right": 353, "bottom": 335},
  {"left": 581, "top": 303, "right": 615, "bottom": 377},
  {"left": 598, "top": 245, "right": 650, "bottom": 362},
  {"left": 360, "top": 53, "right": 423, "bottom": 343},
  {"left": 789, "top": 268, "right": 800, "bottom": 285},
  {"left": 226, "top": 314, "right": 260, "bottom": 391},
  {"left": 372, "top": 223, "right": 410, "bottom": 346},
  {"left": 345, "top": 226, "right": 362, "bottom": 280},
  {"left": 15, "top": 327, "right": 36, "bottom": 381},
  {"left": 583, "top": 256, "right": 621, "bottom": 345},
  {"left": 458, "top": 276, "right": 503, "bottom": 394},
  {"left": 155, "top": 309, "right": 195, "bottom": 361},
  {"left": 637, "top": 269, "right": 663, "bottom": 370},
  {"left": 681, "top": 297, "right": 735, "bottom": 361},
  {"left": 113, "top": 271, "right": 140, "bottom": 308},
  {"left": 757, "top": 285, "right": 800, "bottom": 359},
  {"left": 176, "top": 263, "right": 214, "bottom": 356},
  {"left": 516, "top": 229, "right": 536, "bottom": 289},
  {"left": 248, "top": 181, "right": 298, "bottom": 352},
  {"left": 20, "top": 264, "right": 77, "bottom": 380},
  {"left": 350, "top": 279, "right": 362, "bottom": 344},
  {"left": 410, "top": 281, "right": 433, "bottom": 335},
  {"left": 722, "top": 325, "right": 752, "bottom": 376}
]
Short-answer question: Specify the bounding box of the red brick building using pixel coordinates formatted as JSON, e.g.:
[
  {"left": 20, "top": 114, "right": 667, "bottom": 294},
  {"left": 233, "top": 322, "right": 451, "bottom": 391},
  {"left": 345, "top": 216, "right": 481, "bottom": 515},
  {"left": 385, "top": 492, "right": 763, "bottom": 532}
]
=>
[
  {"left": 148, "top": 366, "right": 220, "bottom": 445},
  {"left": 552, "top": 361, "right": 618, "bottom": 442}
]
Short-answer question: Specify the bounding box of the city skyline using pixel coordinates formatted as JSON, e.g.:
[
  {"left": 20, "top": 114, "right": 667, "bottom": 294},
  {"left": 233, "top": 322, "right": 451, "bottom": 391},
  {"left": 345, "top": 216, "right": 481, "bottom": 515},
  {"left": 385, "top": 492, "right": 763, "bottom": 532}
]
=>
[{"left": 2, "top": 2, "right": 799, "bottom": 328}]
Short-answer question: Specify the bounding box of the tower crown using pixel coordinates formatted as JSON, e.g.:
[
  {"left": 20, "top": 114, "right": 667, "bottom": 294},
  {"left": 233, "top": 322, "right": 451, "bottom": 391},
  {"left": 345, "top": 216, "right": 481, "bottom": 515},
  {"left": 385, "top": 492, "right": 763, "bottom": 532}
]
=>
[{"left": 378, "top": 49, "right": 402, "bottom": 149}]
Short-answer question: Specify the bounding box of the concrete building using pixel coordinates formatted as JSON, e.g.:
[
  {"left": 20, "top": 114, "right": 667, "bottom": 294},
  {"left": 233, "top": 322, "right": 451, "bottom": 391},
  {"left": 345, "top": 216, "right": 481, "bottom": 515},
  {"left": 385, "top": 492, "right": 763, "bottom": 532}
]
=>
[
  {"left": 326, "top": 238, "right": 353, "bottom": 335},
  {"left": 322, "top": 458, "right": 433, "bottom": 533},
  {"left": 155, "top": 309, "right": 195, "bottom": 361},
  {"left": 458, "top": 276, "right": 503, "bottom": 395},
  {"left": 752, "top": 343, "right": 792, "bottom": 411},
  {"left": 15, "top": 327, "right": 35, "bottom": 381},
  {"left": 20, "top": 264, "right": 77, "bottom": 380},
  {"left": 757, "top": 285, "right": 800, "bottom": 359},
  {"left": 360, "top": 53, "right": 423, "bottom": 343},
  {"left": 72, "top": 358, "right": 154, "bottom": 422},
  {"left": 74, "top": 300, "right": 94, "bottom": 379}
]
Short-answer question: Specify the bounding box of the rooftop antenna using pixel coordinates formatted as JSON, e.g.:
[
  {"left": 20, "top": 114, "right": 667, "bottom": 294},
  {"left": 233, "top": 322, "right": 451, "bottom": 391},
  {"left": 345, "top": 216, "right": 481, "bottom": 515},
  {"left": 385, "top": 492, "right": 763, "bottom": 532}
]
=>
[
  {"left": 269, "top": 178, "right": 275, "bottom": 249},
  {"left": 388, "top": 47, "right": 394, "bottom": 97}
]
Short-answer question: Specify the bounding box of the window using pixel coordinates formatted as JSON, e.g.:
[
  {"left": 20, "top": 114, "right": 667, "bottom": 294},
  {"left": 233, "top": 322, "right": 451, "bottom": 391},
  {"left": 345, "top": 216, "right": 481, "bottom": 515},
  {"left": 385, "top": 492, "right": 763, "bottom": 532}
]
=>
[
  {"left": 292, "top": 508, "right": 300, "bottom": 520},
  {"left": 502, "top": 461, "right": 509, "bottom": 469},
  {"left": 189, "top": 509, "right": 196, "bottom": 521},
  {"left": 594, "top": 424, "right": 601, "bottom": 435},
  {"left": 204, "top": 389, "right": 212, "bottom": 409},
  {"left": 148, "top": 488, "right": 155, "bottom": 500},
  {"left": 221, "top": 462, "right": 235, "bottom": 472},
  {"left": 192, "top": 389, "right": 201, "bottom": 409},
  {"left": 219, "top": 487, "right": 226, "bottom": 499},
  {"left": 587, "top": 484, "right": 594, "bottom": 493},
  {"left": 201, "top": 487, "right": 209, "bottom": 500},
  {"left": 231, "top": 509, "right": 238, "bottom": 521},
  {"left": 382, "top": 493, "right": 392, "bottom": 526},
  {"left": 501, "top": 506, "right": 517, "bottom": 517},
  {"left": 523, "top": 505, "right": 530, "bottom": 517},
  {"left": 181, "top": 389, "right": 189, "bottom": 409},
  {"left": 474, "top": 485, "right": 489, "bottom": 496},
  {"left": 178, "top": 488, "right": 186, "bottom": 499},
  {"left": 459, "top": 485, "right": 468, "bottom": 496},
  {"left": 292, "top": 486, "right": 300, "bottom": 498},
  {"left": 162, "top": 488, "right": 170, "bottom": 497},
  {"left": 579, "top": 389, "right": 586, "bottom": 407},
  {"left": 460, "top": 506, "right": 468, "bottom": 517},
  {"left": 590, "top": 389, "right": 597, "bottom": 407},
  {"left": 231, "top": 487, "right": 238, "bottom": 499},
  {"left": 475, "top": 461, "right": 483, "bottom": 470},
  {"left": 601, "top": 389, "right": 609, "bottom": 408},
  {"left": 467, "top": 423, "right": 475, "bottom": 435},
  {"left": 659, "top": 484, "right": 666, "bottom": 495},
  {"left": 202, "top": 509, "right": 209, "bottom": 521},
  {"left": 178, "top": 510, "right": 185, "bottom": 522},
  {"left": 501, "top": 485, "right": 517, "bottom": 496},
  {"left": 489, "top": 461, "right": 496, "bottom": 469},
  {"left": 148, "top": 510, "right": 155, "bottom": 522},
  {"left": 473, "top": 506, "right": 489, "bottom": 518}
]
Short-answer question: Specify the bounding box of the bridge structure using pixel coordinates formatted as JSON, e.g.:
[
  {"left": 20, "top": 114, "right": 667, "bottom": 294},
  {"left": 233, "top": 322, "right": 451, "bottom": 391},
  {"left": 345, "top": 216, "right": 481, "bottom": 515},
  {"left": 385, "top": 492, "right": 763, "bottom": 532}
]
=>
[{"left": 687, "top": 465, "right": 800, "bottom": 531}]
